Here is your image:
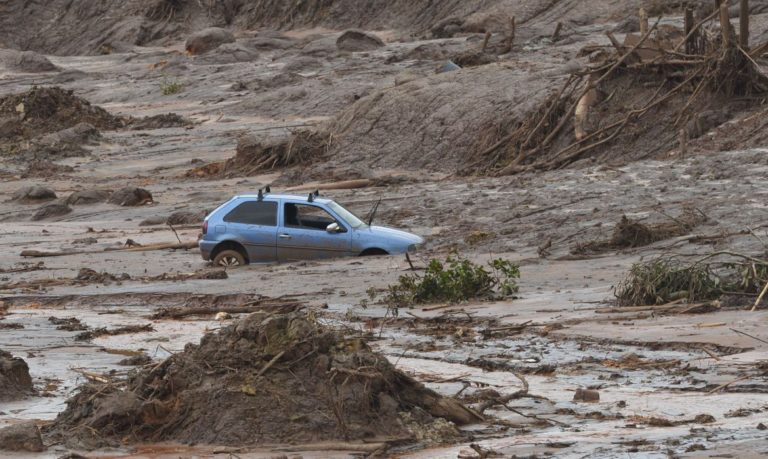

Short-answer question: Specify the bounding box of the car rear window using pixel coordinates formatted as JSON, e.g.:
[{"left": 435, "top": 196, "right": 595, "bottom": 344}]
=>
[{"left": 223, "top": 201, "right": 277, "bottom": 226}]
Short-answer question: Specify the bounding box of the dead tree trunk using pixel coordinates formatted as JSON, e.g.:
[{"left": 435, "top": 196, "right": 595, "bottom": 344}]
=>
[
  {"left": 639, "top": 8, "right": 649, "bottom": 35},
  {"left": 720, "top": 2, "right": 732, "bottom": 47},
  {"left": 684, "top": 7, "right": 695, "bottom": 54},
  {"left": 740, "top": 0, "right": 750, "bottom": 50}
]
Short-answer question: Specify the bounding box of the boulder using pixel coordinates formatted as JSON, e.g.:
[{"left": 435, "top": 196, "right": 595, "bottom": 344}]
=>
[
  {"left": 185, "top": 28, "right": 235, "bottom": 55},
  {"left": 0, "top": 422, "right": 44, "bottom": 452},
  {"left": 109, "top": 187, "right": 153, "bottom": 206},
  {"left": 167, "top": 210, "right": 206, "bottom": 226},
  {"left": 336, "top": 29, "right": 385, "bottom": 52},
  {"left": 0, "top": 49, "right": 58, "bottom": 73},
  {"left": 12, "top": 185, "right": 57, "bottom": 203},
  {"left": 31, "top": 202, "right": 72, "bottom": 221}
]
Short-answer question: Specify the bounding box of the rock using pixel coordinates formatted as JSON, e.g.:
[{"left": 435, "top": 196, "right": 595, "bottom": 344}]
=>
[
  {"left": 38, "top": 122, "right": 101, "bottom": 147},
  {"left": 66, "top": 189, "right": 111, "bottom": 205},
  {"left": 0, "top": 350, "right": 33, "bottom": 401},
  {"left": 300, "top": 36, "right": 338, "bottom": 56},
  {"left": 109, "top": 187, "right": 153, "bottom": 206},
  {"left": 0, "top": 49, "right": 58, "bottom": 73},
  {"left": 573, "top": 388, "right": 600, "bottom": 402},
  {"left": 0, "top": 422, "right": 44, "bottom": 452},
  {"left": 336, "top": 29, "right": 385, "bottom": 52},
  {"left": 167, "top": 210, "right": 206, "bottom": 226},
  {"left": 758, "top": 422, "right": 767, "bottom": 430},
  {"left": 12, "top": 185, "right": 57, "bottom": 203},
  {"left": 185, "top": 27, "right": 235, "bottom": 55},
  {"left": 31, "top": 202, "right": 72, "bottom": 221}
]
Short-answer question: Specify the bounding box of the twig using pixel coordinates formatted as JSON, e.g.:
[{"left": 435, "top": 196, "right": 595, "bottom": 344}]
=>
[
  {"left": 256, "top": 350, "right": 286, "bottom": 377},
  {"left": 707, "top": 375, "right": 750, "bottom": 394},
  {"left": 751, "top": 279, "right": 768, "bottom": 312},
  {"left": 730, "top": 327, "right": 768, "bottom": 345},
  {"left": 167, "top": 222, "right": 183, "bottom": 245}
]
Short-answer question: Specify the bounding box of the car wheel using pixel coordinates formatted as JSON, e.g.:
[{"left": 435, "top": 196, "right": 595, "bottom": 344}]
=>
[{"left": 213, "top": 249, "right": 245, "bottom": 267}]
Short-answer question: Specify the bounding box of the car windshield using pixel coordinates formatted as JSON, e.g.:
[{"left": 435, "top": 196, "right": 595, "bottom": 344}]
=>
[{"left": 328, "top": 201, "right": 365, "bottom": 229}]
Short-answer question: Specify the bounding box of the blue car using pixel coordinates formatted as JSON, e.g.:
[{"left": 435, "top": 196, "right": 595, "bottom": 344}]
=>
[{"left": 199, "top": 192, "right": 424, "bottom": 266}]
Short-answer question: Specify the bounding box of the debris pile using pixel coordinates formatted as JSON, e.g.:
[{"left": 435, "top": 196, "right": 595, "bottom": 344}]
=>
[
  {"left": 470, "top": 12, "right": 768, "bottom": 174},
  {"left": 615, "top": 251, "right": 768, "bottom": 306},
  {"left": 0, "top": 87, "right": 122, "bottom": 143},
  {"left": 0, "top": 350, "right": 33, "bottom": 401},
  {"left": 47, "top": 311, "right": 480, "bottom": 449},
  {"left": 575, "top": 208, "right": 707, "bottom": 253}
]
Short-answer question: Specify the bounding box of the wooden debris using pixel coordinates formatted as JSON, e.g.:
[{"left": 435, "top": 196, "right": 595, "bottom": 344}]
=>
[{"left": 20, "top": 241, "right": 198, "bottom": 258}]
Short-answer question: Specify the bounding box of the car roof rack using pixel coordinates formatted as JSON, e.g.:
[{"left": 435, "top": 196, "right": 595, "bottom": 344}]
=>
[
  {"left": 307, "top": 192, "right": 314, "bottom": 203},
  {"left": 257, "top": 189, "right": 263, "bottom": 201}
]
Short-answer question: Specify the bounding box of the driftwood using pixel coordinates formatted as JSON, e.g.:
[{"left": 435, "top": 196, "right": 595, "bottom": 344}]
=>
[{"left": 20, "top": 241, "right": 198, "bottom": 258}]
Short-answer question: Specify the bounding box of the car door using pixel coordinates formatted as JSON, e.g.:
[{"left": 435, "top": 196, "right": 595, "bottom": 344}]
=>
[
  {"left": 222, "top": 200, "right": 278, "bottom": 262},
  {"left": 277, "top": 201, "right": 352, "bottom": 261}
]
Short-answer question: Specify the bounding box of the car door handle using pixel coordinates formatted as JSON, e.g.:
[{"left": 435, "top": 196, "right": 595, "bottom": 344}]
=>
[{"left": 279, "top": 233, "right": 291, "bottom": 239}]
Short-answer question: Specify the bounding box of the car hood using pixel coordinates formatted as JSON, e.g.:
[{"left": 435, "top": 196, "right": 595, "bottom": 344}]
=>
[{"left": 365, "top": 225, "right": 424, "bottom": 244}]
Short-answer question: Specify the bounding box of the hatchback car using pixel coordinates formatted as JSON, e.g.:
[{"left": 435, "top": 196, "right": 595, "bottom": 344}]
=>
[{"left": 199, "top": 192, "right": 424, "bottom": 266}]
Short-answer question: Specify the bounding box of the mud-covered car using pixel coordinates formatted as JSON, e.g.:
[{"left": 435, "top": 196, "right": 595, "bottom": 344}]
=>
[{"left": 200, "top": 192, "right": 424, "bottom": 266}]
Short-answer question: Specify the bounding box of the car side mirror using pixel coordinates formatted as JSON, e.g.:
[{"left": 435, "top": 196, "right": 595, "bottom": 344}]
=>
[{"left": 326, "top": 222, "right": 341, "bottom": 233}]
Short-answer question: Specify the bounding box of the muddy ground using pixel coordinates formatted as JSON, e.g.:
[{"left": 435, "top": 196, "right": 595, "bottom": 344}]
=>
[{"left": 2, "top": 1, "right": 768, "bottom": 458}]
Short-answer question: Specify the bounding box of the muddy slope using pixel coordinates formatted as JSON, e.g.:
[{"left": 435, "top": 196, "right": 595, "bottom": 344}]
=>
[{"left": 48, "top": 311, "right": 479, "bottom": 449}]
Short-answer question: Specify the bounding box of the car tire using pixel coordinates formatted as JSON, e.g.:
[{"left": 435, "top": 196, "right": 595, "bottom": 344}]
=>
[{"left": 213, "top": 249, "right": 246, "bottom": 267}]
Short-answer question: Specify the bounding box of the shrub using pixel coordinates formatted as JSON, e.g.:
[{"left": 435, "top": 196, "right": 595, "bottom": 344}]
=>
[
  {"left": 160, "top": 77, "right": 183, "bottom": 95},
  {"left": 384, "top": 254, "right": 520, "bottom": 310},
  {"left": 614, "top": 252, "right": 768, "bottom": 306}
]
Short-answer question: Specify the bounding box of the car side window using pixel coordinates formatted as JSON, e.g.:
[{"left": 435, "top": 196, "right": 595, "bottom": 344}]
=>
[
  {"left": 284, "top": 203, "right": 342, "bottom": 231},
  {"left": 223, "top": 201, "right": 277, "bottom": 226}
]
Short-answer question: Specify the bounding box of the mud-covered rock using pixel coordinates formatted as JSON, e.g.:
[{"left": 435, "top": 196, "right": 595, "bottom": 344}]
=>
[
  {"left": 0, "top": 49, "right": 58, "bottom": 73},
  {"left": 38, "top": 122, "right": 100, "bottom": 147},
  {"left": 185, "top": 27, "right": 235, "bottom": 55},
  {"left": 47, "top": 311, "right": 480, "bottom": 449},
  {"left": 31, "top": 202, "right": 72, "bottom": 220},
  {"left": 0, "top": 422, "right": 44, "bottom": 452},
  {"left": 0, "top": 350, "right": 33, "bottom": 401},
  {"left": 109, "top": 187, "right": 153, "bottom": 206},
  {"left": 12, "top": 185, "right": 57, "bottom": 203},
  {"left": 336, "top": 29, "right": 385, "bottom": 52},
  {"left": 66, "top": 189, "right": 111, "bottom": 206},
  {"left": 167, "top": 210, "right": 206, "bottom": 225}
]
